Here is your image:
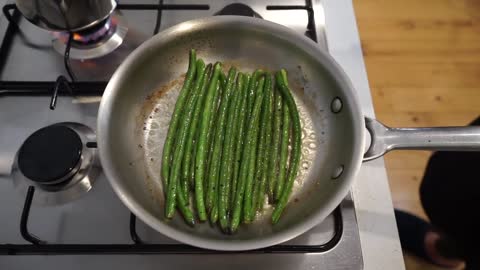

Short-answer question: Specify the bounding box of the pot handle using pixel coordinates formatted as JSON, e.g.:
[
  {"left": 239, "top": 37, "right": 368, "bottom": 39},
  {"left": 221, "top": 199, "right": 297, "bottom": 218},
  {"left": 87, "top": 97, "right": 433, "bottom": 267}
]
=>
[{"left": 363, "top": 118, "right": 480, "bottom": 161}]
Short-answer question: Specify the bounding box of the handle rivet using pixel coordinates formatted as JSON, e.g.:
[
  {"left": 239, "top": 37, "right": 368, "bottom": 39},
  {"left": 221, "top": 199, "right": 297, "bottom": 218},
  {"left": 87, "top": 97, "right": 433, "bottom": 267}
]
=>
[
  {"left": 331, "top": 165, "right": 344, "bottom": 179},
  {"left": 331, "top": 97, "right": 343, "bottom": 113}
]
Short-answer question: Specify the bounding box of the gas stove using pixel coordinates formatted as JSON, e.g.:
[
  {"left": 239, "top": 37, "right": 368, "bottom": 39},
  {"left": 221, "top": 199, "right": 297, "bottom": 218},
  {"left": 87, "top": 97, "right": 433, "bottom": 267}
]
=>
[{"left": 0, "top": 1, "right": 363, "bottom": 269}]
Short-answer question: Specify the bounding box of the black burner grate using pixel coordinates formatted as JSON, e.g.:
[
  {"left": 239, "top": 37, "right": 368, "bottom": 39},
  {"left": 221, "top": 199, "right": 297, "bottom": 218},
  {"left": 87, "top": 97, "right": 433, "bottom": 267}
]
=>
[
  {"left": 0, "top": 1, "right": 342, "bottom": 255},
  {"left": 1, "top": 185, "right": 342, "bottom": 255}
]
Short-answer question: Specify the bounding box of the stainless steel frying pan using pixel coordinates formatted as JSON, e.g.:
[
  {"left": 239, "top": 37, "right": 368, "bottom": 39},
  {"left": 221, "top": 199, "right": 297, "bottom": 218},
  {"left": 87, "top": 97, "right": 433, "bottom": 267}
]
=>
[{"left": 97, "top": 16, "right": 480, "bottom": 251}]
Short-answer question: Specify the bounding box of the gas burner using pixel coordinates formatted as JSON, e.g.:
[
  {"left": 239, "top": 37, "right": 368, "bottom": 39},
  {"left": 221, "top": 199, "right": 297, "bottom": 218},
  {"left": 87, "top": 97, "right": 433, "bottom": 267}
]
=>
[
  {"left": 71, "top": 17, "right": 114, "bottom": 45},
  {"left": 215, "top": 3, "right": 262, "bottom": 18},
  {"left": 18, "top": 125, "right": 82, "bottom": 185},
  {"left": 12, "top": 123, "right": 99, "bottom": 205},
  {"left": 52, "top": 11, "right": 128, "bottom": 60}
]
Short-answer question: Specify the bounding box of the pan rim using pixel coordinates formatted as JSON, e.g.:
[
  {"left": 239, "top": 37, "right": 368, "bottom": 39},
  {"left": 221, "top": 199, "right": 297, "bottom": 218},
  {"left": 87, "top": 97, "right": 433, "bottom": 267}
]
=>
[{"left": 98, "top": 15, "right": 365, "bottom": 251}]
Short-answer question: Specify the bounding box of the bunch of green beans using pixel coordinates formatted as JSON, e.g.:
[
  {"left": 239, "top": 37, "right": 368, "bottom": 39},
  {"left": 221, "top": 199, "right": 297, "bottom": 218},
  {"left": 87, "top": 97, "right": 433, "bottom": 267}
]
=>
[{"left": 161, "top": 50, "right": 302, "bottom": 232}]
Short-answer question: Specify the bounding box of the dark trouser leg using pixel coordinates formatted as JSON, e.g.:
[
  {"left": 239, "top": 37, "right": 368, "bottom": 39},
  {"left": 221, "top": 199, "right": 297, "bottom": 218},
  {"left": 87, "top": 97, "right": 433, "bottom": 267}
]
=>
[{"left": 419, "top": 116, "right": 480, "bottom": 265}]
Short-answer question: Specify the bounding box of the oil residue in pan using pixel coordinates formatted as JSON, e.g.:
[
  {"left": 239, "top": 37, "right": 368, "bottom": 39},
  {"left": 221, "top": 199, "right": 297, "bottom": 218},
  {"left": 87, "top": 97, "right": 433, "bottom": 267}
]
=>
[
  {"left": 254, "top": 95, "right": 319, "bottom": 223},
  {"left": 138, "top": 72, "right": 320, "bottom": 220},
  {"left": 140, "top": 77, "right": 184, "bottom": 200}
]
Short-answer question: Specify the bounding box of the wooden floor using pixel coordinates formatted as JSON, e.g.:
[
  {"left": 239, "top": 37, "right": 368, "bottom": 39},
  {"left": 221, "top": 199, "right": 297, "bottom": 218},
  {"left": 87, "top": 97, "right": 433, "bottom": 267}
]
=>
[{"left": 352, "top": 0, "right": 480, "bottom": 269}]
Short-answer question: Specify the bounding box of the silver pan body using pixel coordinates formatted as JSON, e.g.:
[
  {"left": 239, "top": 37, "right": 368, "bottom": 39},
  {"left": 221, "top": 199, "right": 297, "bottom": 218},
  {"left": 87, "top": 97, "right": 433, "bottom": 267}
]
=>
[{"left": 97, "top": 16, "right": 365, "bottom": 251}]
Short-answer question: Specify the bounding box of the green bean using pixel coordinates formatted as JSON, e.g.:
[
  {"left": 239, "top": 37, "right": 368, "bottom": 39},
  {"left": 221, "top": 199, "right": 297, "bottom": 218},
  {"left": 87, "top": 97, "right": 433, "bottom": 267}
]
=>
[
  {"left": 230, "top": 77, "right": 265, "bottom": 232},
  {"left": 203, "top": 79, "right": 224, "bottom": 222},
  {"left": 242, "top": 70, "right": 264, "bottom": 221},
  {"left": 204, "top": 119, "right": 216, "bottom": 200},
  {"left": 204, "top": 83, "right": 224, "bottom": 211},
  {"left": 179, "top": 59, "right": 207, "bottom": 202},
  {"left": 253, "top": 74, "right": 273, "bottom": 212},
  {"left": 182, "top": 64, "right": 212, "bottom": 190},
  {"left": 206, "top": 67, "right": 237, "bottom": 211},
  {"left": 268, "top": 89, "right": 283, "bottom": 201},
  {"left": 230, "top": 74, "right": 250, "bottom": 209},
  {"left": 210, "top": 201, "right": 218, "bottom": 224},
  {"left": 189, "top": 145, "right": 197, "bottom": 188},
  {"left": 176, "top": 180, "right": 195, "bottom": 226},
  {"left": 161, "top": 49, "right": 197, "bottom": 189},
  {"left": 246, "top": 70, "right": 264, "bottom": 115},
  {"left": 165, "top": 108, "right": 190, "bottom": 217},
  {"left": 204, "top": 82, "right": 223, "bottom": 192},
  {"left": 219, "top": 71, "right": 227, "bottom": 89},
  {"left": 207, "top": 71, "right": 231, "bottom": 225},
  {"left": 275, "top": 104, "right": 290, "bottom": 201},
  {"left": 205, "top": 111, "right": 218, "bottom": 222},
  {"left": 165, "top": 60, "right": 206, "bottom": 218},
  {"left": 194, "top": 62, "right": 222, "bottom": 222},
  {"left": 242, "top": 77, "right": 265, "bottom": 224},
  {"left": 230, "top": 69, "right": 256, "bottom": 211},
  {"left": 218, "top": 73, "right": 245, "bottom": 231},
  {"left": 272, "top": 69, "right": 302, "bottom": 224}
]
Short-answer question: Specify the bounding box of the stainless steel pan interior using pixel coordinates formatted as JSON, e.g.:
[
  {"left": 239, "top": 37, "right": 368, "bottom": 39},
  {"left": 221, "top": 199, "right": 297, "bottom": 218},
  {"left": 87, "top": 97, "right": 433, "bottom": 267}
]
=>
[{"left": 98, "top": 16, "right": 480, "bottom": 251}]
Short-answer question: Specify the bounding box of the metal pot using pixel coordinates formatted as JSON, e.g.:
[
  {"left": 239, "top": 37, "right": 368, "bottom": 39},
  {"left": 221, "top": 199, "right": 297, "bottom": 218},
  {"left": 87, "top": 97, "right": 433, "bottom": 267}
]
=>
[
  {"left": 15, "top": 0, "right": 116, "bottom": 32},
  {"left": 97, "top": 16, "right": 480, "bottom": 251}
]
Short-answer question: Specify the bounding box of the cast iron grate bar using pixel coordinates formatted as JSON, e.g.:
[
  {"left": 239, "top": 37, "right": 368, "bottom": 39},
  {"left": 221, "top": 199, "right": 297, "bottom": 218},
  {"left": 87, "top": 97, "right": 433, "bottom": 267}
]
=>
[
  {"left": 1, "top": 235, "right": 342, "bottom": 255},
  {"left": 130, "top": 213, "right": 144, "bottom": 245},
  {"left": 49, "top": 76, "right": 74, "bottom": 109},
  {"left": 153, "top": 0, "right": 165, "bottom": 35},
  {"left": 266, "top": 0, "right": 318, "bottom": 42},
  {"left": 0, "top": 4, "right": 20, "bottom": 77},
  {"left": 128, "top": 210, "right": 343, "bottom": 250},
  {"left": 117, "top": 4, "right": 210, "bottom": 10},
  {"left": 0, "top": 185, "right": 342, "bottom": 255},
  {"left": 0, "top": 81, "right": 107, "bottom": 96},
  {"left": 20, "top": 187, "right": 45, "bottom": 245}
]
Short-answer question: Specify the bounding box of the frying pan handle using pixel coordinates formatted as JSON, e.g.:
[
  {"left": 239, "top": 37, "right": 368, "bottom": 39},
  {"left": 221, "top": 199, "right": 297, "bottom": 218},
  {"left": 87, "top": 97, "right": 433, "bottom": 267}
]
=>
[{"left": 363, "top": 118, "right": 480, "bottom": 161}]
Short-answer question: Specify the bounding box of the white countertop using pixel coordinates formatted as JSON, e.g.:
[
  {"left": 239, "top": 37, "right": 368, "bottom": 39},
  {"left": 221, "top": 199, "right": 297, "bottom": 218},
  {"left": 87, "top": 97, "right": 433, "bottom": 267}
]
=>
[{"left": 324, "top": 0, "right": 405, "bottom": 269}]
